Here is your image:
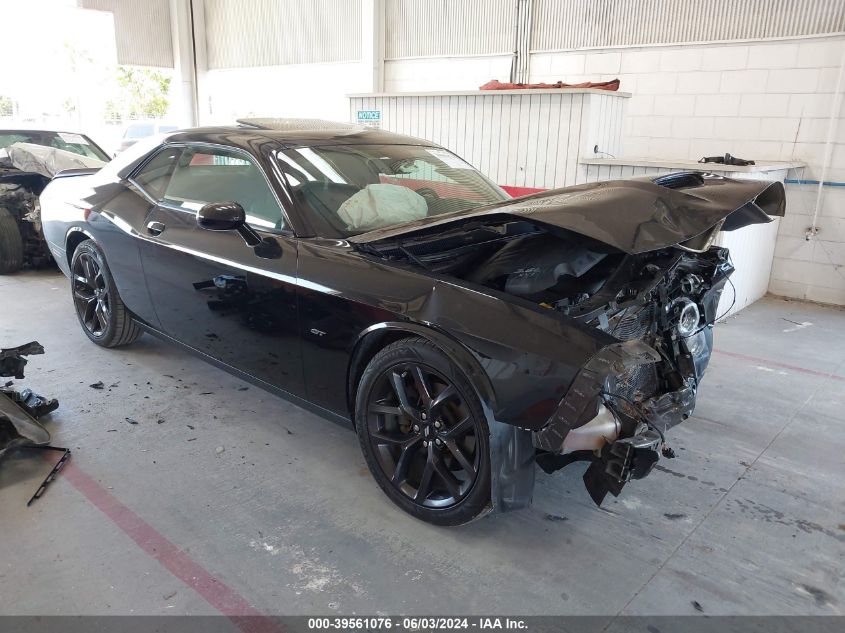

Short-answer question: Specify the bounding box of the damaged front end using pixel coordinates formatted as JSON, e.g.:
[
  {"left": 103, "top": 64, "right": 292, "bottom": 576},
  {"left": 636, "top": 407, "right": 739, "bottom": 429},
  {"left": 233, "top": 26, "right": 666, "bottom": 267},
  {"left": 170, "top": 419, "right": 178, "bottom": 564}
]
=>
[
  {"left": 532, "top": 243, "right": 733, "bottom": 504},
  {"left": 353, "top": 172, "right": 784, "bottom": 509},
  {"left": 0, "top": 142, "right": 105, "bottom": 271}
]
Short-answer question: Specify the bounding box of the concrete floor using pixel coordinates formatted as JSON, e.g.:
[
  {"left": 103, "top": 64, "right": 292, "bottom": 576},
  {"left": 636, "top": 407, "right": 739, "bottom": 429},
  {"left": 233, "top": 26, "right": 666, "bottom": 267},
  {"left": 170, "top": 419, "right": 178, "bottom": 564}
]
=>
[{"left": 1, "top": 269, "right": 844, "bottom": 618}]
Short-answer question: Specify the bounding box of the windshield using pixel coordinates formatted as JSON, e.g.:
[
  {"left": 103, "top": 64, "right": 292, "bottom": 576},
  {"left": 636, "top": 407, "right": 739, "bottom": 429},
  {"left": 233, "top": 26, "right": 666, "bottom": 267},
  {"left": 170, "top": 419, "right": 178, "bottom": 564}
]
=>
[
  {"left": 276, "top": 144, "right": 508, "bottom": 238},
  {"left": 0, "top": 131, "right": 109, "bottom": 161}
]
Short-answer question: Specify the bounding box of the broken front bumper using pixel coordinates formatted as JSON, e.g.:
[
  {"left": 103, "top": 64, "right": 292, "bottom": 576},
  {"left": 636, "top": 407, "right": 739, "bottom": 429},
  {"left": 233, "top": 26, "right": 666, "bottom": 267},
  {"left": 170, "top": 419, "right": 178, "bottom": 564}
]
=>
[
  {"left": 0, "top": 342, "right": 58, "bottom": 457},
  {"left": 532, "top": 339, "right": 702, "bottom": 505}
]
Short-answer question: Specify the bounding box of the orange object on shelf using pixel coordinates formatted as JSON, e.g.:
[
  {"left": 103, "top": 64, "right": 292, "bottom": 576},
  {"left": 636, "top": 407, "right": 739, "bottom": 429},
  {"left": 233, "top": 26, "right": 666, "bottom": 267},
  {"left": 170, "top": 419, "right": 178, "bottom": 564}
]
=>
[{"left": 480, "top": 78, "right": 620, "bottom": 91}]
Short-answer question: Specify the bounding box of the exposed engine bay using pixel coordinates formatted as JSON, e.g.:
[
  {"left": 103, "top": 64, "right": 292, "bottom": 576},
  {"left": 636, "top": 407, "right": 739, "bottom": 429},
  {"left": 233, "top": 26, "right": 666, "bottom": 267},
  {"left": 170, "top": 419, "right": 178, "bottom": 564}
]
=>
[
  {"left": 359, "top": 213, "right": 735, "bottom": 504},
  {"left": 0, "top": 169, "right": 51, "bottom": 269},
  {"left": 0, "top": 142, "right": 106, "bottom": 273}
]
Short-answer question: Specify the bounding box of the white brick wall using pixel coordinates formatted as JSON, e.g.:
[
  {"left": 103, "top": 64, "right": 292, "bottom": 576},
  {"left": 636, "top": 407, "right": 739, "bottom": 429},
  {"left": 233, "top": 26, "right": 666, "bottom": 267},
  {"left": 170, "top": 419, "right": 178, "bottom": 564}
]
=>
[
  {"left": 526, "top": 35, "right": 845, "bottom": 306},
  {"left": 769, "top": 185, "right": 845, "bottom": 305}
]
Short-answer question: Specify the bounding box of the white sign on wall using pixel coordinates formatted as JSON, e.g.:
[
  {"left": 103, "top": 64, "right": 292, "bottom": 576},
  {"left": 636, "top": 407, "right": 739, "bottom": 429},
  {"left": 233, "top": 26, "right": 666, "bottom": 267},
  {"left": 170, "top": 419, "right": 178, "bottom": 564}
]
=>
[{"left": 356, "top": 110, "right": 381, "bottom": 128}]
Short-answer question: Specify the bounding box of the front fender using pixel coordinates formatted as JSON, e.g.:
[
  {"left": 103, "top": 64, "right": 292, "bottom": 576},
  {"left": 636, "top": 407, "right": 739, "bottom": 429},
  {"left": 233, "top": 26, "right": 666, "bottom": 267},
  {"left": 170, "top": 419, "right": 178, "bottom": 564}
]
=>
[{"left": 350, "top": 321, "right": 536, "bottom": 515}]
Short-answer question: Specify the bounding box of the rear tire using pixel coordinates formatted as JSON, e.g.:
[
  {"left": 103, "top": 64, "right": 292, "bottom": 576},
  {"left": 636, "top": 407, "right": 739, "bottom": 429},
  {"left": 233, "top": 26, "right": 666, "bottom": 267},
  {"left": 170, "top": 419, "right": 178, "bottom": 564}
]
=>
[
  {"left": 0, "top": 206, "right": 24, "bottom": 274},
  {"left": 70, "top": 239, "right": 143, "bottom": 347},
  {"left": 355, "top": 337, "right": 491, "bottom": 526}
]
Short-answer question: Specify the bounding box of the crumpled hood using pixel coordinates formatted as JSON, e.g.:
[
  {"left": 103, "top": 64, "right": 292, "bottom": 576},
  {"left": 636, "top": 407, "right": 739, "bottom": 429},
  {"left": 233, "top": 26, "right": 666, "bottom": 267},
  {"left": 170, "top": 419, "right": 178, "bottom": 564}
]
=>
[
  {"left": 351, "top": 172, "right": 786, "bottom": 254},
  {"left": 8, "top": 142, "right": 106, "bottom": 179}
]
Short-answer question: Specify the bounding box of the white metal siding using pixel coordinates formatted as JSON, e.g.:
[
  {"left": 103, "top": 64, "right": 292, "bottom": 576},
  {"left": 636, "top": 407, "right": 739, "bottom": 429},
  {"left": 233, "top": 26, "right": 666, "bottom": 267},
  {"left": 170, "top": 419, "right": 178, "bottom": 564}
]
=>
[
  {"left": 80, "top": 0, "right": 173, "bottom": 67},
  {"left": 385, "top": 0, "right": 516, "bottom": 59},
  {"left": 204, "top": 0, "right": 363, "bottom": 69},
  {"left": 531, "top": 0, "right": 845, "bottom": 51},
  {"left": 349, "top": 91, "right": 627, "bottom": 188}
]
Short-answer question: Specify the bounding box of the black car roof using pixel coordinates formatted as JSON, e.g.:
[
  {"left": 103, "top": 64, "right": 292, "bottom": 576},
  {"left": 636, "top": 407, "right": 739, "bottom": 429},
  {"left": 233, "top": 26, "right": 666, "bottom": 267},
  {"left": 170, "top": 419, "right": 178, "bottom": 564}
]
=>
[{"left": 162, "top": 122, "right": 438, "bottom": 150}]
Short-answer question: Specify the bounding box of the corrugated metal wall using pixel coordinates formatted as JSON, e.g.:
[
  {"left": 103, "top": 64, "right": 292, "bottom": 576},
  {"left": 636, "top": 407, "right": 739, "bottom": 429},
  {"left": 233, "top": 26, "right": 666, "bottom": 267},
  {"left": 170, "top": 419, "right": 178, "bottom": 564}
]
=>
[
  {"left": 349, "top": 91, "right": 627, "bottom": 188},
  {"left": 531, "top": 0, "right": 845, "bottom": 51},
  {"left": 80, "top": 0, "right": 173, "bottom": 67},
  {"left": 385, "top": 0, "right": 516, "bottom": 59},
  {"left": 204, "top": 0, "right": 363, "bottom": 69}
]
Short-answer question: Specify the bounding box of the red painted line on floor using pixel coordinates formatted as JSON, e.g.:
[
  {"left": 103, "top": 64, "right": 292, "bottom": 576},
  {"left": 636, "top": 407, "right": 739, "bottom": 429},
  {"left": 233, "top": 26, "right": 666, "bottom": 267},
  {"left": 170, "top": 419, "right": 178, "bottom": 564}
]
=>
[
  {"left": 713, "top": 348, "right": 845, "bottom": 382},
  {"left": 58, "top": 459, "right": 283, "bottom": 633}
]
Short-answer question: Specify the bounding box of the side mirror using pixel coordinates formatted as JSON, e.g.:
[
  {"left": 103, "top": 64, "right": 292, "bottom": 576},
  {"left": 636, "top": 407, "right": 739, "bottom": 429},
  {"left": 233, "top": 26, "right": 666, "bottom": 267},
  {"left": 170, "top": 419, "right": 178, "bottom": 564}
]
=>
[
  {"left": 197, "top": 201, "right": 245, "bottom": 231},
  {"left": 196, "top": 201, "right": 261, "bottom": 246}
]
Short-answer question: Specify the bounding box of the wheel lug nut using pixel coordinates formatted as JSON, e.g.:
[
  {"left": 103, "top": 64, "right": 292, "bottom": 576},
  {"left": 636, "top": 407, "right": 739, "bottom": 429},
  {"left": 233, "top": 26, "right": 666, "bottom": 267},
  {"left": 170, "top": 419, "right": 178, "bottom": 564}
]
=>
[
  {"left": 412, "top": 424, "right": 420, "bottom": 432},
  {"left": 421, "top": 412, "right": 427, "bottom": 420},
  {"left": 434, "top": 421, "right": 441, "bottom": 429},
  {"left": 423, "top": 440, "right": 429, "bottom": 447},
  {"left": 435, "top": 438, "right": 442, "bottom": 446}
]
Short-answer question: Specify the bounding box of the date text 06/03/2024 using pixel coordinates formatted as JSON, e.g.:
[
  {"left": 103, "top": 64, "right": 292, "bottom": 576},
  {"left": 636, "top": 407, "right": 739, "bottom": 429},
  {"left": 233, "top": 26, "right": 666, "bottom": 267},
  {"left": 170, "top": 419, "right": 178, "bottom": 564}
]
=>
[{"left": 306, "top": 617, "right": 528, "bottom": 630}]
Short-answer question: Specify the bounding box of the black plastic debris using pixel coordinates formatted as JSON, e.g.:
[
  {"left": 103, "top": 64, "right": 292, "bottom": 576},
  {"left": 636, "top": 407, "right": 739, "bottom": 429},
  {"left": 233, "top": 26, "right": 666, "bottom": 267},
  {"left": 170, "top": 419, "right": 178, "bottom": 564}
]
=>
[
  {"left": 0, "top": 341, "right": 69, "bottom": 506},
  {"left": 699, "top": 152, "right": 754, "bottom": 166},
  {"left": 89, "top": 381, "right": 104, "bottom": 389},
  {"left": 125, "top": 417, "right": 139, "bottom": 425},
  {"left": 0, "top": 342, "right": 44, "bottom": 379}
]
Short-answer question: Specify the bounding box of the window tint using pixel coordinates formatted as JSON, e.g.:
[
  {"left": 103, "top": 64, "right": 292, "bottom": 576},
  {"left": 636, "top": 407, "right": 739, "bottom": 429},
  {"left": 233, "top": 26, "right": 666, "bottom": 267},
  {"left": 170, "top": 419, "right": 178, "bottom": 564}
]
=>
[
  {"left": 277, "top": 144, "right": 506, "bottom": 238},
  {"left": 162, "top": 147, "right": 285, "bottom": 230},
  {"left": 0, "top": 134, "right": 30, "bottom": 150},
  {"left": 0, "top": 131, "right": 109, "bottom": 161},
  {"left": 132, "top": 146, "right": 182, "bottom": 199}
]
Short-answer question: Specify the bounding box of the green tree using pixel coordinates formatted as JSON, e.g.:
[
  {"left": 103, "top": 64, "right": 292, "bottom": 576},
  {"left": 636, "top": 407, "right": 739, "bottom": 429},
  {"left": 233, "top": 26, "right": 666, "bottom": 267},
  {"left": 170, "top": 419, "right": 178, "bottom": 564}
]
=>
[
  {"left": 116, "top": 67, "right": 172, "bottom": 119},
  {"left": 0, "top": 95, "right": 13, "bottom": 118}
]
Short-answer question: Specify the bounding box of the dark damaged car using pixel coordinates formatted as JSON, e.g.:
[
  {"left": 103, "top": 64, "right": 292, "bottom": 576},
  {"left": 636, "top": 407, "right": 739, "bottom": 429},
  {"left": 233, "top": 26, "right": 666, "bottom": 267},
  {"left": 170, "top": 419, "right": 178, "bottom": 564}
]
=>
[
  {"left": 0, "top": 129, "right": 108, "bottom": 273},
  {"left": 39, "top": 120, "right": 785, "bottom": 525}
]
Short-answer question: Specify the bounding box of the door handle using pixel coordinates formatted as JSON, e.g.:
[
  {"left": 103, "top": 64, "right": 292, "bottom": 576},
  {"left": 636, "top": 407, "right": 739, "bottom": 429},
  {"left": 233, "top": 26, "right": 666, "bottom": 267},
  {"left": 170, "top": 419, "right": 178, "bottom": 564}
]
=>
[{"left": 146, "top": 221, "right": 165, "bottom": 236}]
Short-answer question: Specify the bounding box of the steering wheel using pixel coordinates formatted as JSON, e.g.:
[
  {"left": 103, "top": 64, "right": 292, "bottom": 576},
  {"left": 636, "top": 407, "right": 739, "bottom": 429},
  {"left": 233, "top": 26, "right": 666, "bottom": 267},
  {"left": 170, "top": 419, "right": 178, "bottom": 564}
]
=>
[{"left": 416, "top": 187, "right": 441, "bottom": 202}]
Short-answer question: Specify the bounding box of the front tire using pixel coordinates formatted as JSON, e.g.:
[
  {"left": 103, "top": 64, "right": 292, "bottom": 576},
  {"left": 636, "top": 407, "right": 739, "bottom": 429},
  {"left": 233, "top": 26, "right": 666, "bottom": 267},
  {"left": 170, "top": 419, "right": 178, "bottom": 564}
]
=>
[
  {"left": 0, "top": 206, "right": 24, "bottom": 274},
  {"left": 70, "top": 239, "right": 142, "bottom": 347},
  {"left": 355, "top": 337, "right": 491, "bottom": 526}
]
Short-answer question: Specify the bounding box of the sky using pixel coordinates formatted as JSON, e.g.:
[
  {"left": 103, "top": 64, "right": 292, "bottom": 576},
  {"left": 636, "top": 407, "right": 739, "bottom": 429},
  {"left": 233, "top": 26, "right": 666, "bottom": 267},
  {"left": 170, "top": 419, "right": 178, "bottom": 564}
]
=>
[{"left": 0, "top": 0, "right": 155, "bottom": 151}]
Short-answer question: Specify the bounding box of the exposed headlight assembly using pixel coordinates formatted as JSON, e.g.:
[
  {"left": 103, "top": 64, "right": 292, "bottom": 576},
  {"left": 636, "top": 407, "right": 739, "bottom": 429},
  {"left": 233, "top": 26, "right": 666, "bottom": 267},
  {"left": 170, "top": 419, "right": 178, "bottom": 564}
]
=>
[{"left": 672, "top": 297, "right": 701, "bottom": 337}]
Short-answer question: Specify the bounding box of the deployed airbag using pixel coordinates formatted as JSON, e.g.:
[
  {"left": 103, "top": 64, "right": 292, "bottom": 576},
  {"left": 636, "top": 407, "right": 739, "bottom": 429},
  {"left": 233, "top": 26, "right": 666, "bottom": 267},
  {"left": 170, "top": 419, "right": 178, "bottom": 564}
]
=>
[{"left": 337, "top": 184, "right": 428, "bottom": 231}]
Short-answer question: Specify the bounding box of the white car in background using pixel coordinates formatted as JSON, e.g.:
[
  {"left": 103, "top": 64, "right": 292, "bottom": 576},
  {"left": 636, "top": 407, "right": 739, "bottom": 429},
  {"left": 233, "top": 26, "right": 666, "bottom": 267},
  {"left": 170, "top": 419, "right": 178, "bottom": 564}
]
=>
[{"left": 116, "top": 121, "right": 178, "bottom": 155}]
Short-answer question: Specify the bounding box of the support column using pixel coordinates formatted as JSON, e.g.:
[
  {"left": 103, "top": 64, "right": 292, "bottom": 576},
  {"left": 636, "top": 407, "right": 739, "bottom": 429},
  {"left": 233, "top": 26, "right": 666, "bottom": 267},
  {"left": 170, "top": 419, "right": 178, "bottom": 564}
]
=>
[
  {"left": 169, "top": 0, "right": 199, "bottom": 126},
  {"left": 361, "top": 0, "right": 385, "bottom": 93},
  {"left": 512, "top": 0, "right": 533, "bottom": 84}
]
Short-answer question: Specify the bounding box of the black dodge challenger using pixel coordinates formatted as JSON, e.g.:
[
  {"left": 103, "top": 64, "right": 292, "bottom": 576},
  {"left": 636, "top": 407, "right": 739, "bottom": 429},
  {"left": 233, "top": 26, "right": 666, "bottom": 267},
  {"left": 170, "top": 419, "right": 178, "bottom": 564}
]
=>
[{"left": 40, "top": 119, "right": 785, "bottom": 525}]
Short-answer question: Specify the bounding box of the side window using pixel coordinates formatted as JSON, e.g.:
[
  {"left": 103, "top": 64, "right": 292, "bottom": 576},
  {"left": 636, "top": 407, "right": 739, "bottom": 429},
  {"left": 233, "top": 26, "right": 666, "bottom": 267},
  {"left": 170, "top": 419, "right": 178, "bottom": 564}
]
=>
[
  {"left": 162, "top": 146, "right": 286, "bottom": 230},
  {"left": 132, "top": 147, "right": 183, "bottom": 200}
]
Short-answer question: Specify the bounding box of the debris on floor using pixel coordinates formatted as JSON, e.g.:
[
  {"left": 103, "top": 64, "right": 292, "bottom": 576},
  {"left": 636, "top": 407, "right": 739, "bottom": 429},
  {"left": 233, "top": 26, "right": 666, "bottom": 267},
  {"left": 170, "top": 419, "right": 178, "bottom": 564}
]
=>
[{"left": 0, "top": 341, "right": 69, "bottom": 505}]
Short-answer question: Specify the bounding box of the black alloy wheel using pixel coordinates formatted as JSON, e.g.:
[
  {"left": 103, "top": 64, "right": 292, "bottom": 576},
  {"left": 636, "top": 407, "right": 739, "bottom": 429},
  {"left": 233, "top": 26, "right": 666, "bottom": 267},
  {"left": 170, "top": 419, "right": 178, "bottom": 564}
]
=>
[
  {"left": 70, "top": 239, "right": 142, "bottom": 347},
  {"left": 356, "top": 338, "right": 490, "bottom": 525},
  {"left": 72, "top": 250, "right": 110, "bottom": 337}
]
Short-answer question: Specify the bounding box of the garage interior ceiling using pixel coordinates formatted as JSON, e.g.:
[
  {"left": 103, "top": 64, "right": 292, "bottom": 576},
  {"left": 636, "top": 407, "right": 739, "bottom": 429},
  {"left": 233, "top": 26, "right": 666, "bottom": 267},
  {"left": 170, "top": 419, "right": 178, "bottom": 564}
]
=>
[
  {"left": 385, "top": 0, "right": 517, "bottom": 59},
  {"left": 530, "top": 0, "right": 845, "bottom": 51},
  {"left": 79, "top": 0, "right": 174, "bottom": 67},
  {"left": 204, "top": 0, "right": 363, "bottom": 68}
]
